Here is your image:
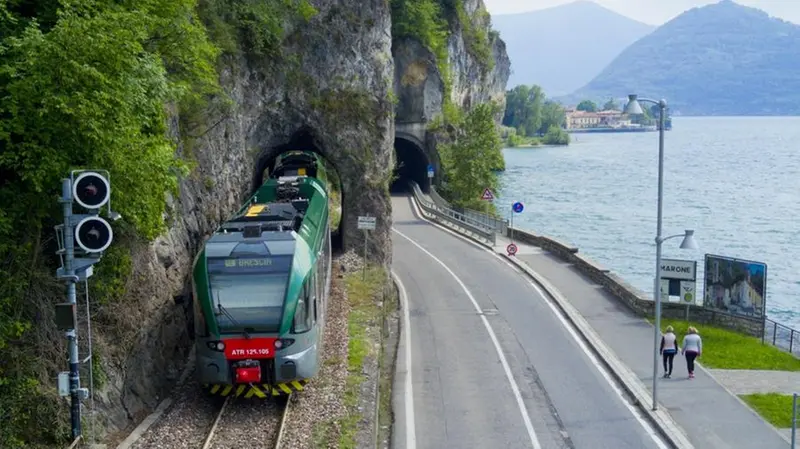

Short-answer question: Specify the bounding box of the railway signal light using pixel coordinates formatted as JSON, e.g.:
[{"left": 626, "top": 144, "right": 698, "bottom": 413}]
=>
[
  {"left": 54, "top": 169, "right": 120, "bottom": 440},
  {"left": 75, "top": 216, "right": 113, "bottom": 253},
  {"left": 73, "top": 171, "right": 110, "bottom": 210}
]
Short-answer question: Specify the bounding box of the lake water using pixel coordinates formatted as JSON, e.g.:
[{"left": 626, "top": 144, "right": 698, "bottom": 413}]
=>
[{"left": 496, "top": 117, "right": 800, "bottom": 329}]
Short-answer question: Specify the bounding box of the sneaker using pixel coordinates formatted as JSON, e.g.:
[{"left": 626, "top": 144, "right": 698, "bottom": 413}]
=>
[{"left": 689, "top": 372, "right": 694, "bottom": 379}]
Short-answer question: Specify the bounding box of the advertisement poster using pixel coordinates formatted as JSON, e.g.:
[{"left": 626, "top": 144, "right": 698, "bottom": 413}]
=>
[{"left": 703, "top": 254, "right": 767, "bottom": 318}]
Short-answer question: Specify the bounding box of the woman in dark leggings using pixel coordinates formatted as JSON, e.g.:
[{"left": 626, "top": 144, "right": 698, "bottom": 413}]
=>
[
  {"left": 660, "top": 325, "right": 679, "bottom": 378},
  {"left": 681, "top": 326, "right": 703, "bottom": 378}
]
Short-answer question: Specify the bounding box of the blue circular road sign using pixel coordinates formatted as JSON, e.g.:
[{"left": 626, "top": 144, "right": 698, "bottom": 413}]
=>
[{"left": 512, "top": 202, "right": 524, "bottom": 213}]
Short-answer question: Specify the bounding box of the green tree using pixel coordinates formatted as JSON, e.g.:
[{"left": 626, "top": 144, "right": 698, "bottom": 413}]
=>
[
  {"left": 502, "top": 84, "right": 543, "bottom": 137},
  {"left": 576, "top": 100, "right": 598, "bottom": 112},
  {"left": 539, "top": 100, "right": 566, "bottom": 134},
  {"left": 603, "top": 97, "right": 618, "bottom": 111},
  {"left": 439, "top": 102, "right": 504, "bottom": 210}
]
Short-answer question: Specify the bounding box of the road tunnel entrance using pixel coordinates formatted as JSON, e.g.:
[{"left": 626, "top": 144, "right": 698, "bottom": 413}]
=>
[
  {"left": 392, "top": 137, "right": 431, "bottom": 194},
  {"left": 253, "top": 128, "right": 344, "bottom": 252}
]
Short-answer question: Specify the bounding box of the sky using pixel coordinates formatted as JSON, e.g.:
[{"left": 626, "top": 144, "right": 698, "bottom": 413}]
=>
[{"left": 484, "top": 0, "right": 800, "bottom": 25}]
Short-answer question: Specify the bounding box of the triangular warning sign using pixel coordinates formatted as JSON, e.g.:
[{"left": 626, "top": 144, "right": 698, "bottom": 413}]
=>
[{"left": 481, "top": 188, "right": 494, "bottom": 201}]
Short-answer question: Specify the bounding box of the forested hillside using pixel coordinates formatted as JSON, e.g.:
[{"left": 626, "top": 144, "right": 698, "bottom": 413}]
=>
[{"left": 569, "top": 0, "right": 800, "bottom": 115}]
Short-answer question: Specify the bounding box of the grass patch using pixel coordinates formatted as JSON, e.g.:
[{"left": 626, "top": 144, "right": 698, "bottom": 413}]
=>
[
  {"left": 652, "top": 319, "right": 800, "bottom": 371},
  {"left": 378, "top": 279, "right": 400, "bottom": 446},
  {"left": 740, "top": 393, "right": 798, "bottom": 428},
  {"left": 338, "top": 265, "right": 388, "bottom": 449}
]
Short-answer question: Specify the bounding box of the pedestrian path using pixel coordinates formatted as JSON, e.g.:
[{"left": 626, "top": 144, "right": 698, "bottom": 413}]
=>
[
  {"left": 495, "top": 234, "right": 791, "bottom": 448},
  {"left": 708, "top": 369, "right": 800, "bottom": 395},
  {"left": 709, "top": 369, "right": 800, "bottom": 442}
]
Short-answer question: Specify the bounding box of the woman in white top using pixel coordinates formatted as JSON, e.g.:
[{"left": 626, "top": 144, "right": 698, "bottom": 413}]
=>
[
  {"left": 660, "top": 325, "right": 679, "bottom": 378},
  {"left": 681, "top": 326, "right": 703, "bottom": 379}
]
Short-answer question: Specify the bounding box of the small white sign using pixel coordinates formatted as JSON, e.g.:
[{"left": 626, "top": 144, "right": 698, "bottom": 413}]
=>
[
  {"left": 680, "top": 281, "right": 696, "bottom": 304},
  {"left": 357, "top": 216, "right": 376, "bottom": 230},
  {"left": 660, "top": 258, "right": 696, "bottom": 281}
]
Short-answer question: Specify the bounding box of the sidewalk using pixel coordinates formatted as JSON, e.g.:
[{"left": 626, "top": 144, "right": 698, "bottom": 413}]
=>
[{"left": 496, "top": 235, "right": 791, "bottom": 449}]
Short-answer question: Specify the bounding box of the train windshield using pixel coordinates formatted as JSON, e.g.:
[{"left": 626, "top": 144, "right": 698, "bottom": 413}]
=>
[{"left": 207, "top": 255, "right": 293, "bottom": 333}]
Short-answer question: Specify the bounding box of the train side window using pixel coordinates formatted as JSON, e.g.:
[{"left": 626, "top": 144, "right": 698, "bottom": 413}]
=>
[{"left": 293, "top": 279, "right": 314, "bottom": 333}]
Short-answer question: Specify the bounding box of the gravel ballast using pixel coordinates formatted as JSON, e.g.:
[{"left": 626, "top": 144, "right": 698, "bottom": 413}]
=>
[
  {"left": 207, "top": 398, "right": 286, "bottom": 449},
  {"left": 130, "top": 378, "right": 224, "bottom": 449},
  {"left": 278, "top": 253, "right": 358, "bottom": 448}
]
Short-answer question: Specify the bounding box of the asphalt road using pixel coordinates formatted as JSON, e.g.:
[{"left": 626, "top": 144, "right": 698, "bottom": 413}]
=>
[{"left": 390, "top": 194, "right": 665, "bottom": 449}]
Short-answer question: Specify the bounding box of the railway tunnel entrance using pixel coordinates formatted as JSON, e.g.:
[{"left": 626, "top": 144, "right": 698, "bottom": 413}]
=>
[
  {"left": 252, "top": 128, "right": 345, "bottom": 252},
  {"left": 391, "top": 136, "right": 433, "bottom": 194}
]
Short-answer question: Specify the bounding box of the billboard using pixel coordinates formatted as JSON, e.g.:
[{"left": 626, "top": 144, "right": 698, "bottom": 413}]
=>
[{"left": 703, "top": 254, "right": 767, "bottom": 318}]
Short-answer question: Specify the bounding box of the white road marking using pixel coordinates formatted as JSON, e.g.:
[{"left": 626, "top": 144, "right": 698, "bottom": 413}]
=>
[
  {"left": 401, "top": 195, "right": 670, "bottom": 448},
  {"left": 523, "top": 277, "right": 670, "bottom": 449},
  {"left": 392, "top": 227, "right": 543, "bottom": 449},
  {"left": 391, "top": 271, "right": 417, "bottom": 449}
]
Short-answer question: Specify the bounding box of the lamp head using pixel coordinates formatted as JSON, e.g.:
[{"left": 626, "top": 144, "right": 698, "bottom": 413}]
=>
[
  {"left": 623, "top": 94, "right": 644, "bottom": 115},
  {"left": 679, "top": 230, "right": 699, "bottom": 250}
]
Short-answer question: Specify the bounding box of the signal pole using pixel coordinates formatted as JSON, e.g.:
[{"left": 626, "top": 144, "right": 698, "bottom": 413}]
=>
[
  {"left": 55, "top": 170, "right": 118, "bottom": 440},
  {"left": 61, "top": 179, "right": 82, "bottom": 439}
]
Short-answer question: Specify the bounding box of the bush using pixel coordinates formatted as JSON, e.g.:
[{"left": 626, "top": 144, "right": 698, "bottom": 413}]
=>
[{"left": 542, "top": 125, "right": 570, "bottom": 145}]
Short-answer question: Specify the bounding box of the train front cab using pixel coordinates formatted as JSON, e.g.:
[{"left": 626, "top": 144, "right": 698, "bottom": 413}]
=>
[{"left": 194, "top": 252, "right": 329, "bottom": 398}]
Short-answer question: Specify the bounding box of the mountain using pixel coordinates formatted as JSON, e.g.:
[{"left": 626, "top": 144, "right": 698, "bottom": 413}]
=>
[
  {"left": 566, "top": 0, "right": 800, "bottom": 116},
  {"left": 492, "top": 1, "right": 655, "bottom": 96}
]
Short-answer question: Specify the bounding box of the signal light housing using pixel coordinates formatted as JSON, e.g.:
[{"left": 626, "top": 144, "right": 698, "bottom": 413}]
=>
[
  {"left": 74, "top": 216, "right": 113, "bottom": 253},
  {"left": 73, "top": 171, "right": 110, "bottom": 210}
]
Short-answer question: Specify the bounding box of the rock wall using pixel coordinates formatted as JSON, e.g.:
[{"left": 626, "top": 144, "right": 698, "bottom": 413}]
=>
[
  {"left": 507, "top": 227, "right": 766, "bottom": 337},
  {"left": 393, "top": 0, "right": 511, "bottom": 126},
  {"left": 97, "top": 0, "right": 395, "bottom": 439},
  {"left": 449, "top": 0, "right": 511, "bottom": 114}
]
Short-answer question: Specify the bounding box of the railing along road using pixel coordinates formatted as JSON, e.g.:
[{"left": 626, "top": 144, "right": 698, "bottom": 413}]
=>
[{"left": 408, "top": 181, "right": 500, "bottom": 246}]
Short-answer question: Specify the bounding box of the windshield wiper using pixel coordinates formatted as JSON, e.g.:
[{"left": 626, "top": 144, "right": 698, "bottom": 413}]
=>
[{"left": 214, "top": 289, "right": 250, "bottom": 339}]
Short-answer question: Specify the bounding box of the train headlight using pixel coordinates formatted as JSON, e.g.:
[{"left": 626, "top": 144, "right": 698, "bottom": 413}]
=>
[
  {"left": 206, "top": 341, "right": 225, "bottom": 352},
  {"left": 274, "top": 340, "right": 283, "bottom": 349}
]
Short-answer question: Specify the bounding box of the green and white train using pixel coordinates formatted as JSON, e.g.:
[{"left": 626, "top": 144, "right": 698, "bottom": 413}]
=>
[{"left": 191, "top": 150, "right": 332, "bottom": 398}]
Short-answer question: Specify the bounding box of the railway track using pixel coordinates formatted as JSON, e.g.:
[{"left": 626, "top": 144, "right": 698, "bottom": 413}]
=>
[
  {"left": 125, "top": 377, "right": 291, "bottom": 449},
  {"left": 201, "top": 393, "right": 291, "bottom": 449}
]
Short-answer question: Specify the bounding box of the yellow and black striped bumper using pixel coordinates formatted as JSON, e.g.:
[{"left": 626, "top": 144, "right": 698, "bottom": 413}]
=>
[{"left": 203, "top": 380, "right": 309, "bottom": 398}]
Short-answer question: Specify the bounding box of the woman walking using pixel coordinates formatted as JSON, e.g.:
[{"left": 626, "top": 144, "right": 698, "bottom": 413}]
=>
[
  {"left": 660, "top": 325, "right": 679, "bottom": 378},
  {"left": 682, "top": 326, "right": 703, "bottom": 378}
]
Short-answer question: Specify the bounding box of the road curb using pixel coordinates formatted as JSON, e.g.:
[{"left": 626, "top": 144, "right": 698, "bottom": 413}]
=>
[{"left": 503, "top": 253, "right": 695, "bottom": 449}]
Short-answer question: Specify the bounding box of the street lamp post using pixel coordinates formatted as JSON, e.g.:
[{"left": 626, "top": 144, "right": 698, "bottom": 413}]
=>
[{"left": 624, "top": 94, "right": 699, "bottom": 412}]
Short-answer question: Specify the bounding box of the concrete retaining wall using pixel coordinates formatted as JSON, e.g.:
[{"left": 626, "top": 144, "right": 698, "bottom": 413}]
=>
[{"left": 508, "top": 227, "right": 765, "bottom": 337}]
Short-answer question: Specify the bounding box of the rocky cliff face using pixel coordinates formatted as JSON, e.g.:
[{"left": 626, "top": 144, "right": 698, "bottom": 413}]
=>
[
  {"left": 449, "top": 0, "right": 511, "bottom": 113},
  {"left": 97, "top": 0, "right": 394, "bottom": 438},
  {"left": 393, "top": 0, "right": 511, "bottom": 125},
  {"left": 96, "top": 0, "right": 508, "bottom": 440}
]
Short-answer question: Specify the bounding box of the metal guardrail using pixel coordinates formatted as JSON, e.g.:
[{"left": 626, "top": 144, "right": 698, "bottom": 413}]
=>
[
  {"left": 408, "top": 181, "right": 498, "bottom": 245},
  {"left": 429, "top": 187, "right": 508, "bottom": 235},
  {"left": 763, "top": 317, "right": 800, "bottom": 358}
]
